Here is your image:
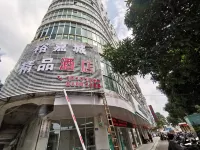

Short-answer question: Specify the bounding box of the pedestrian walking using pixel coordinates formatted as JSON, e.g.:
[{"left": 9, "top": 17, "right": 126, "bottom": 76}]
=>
[{"left": 148, "top": 132, "right": 153, "bottom": 142}]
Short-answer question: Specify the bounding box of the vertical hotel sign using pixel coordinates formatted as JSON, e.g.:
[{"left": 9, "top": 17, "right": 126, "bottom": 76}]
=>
[{"left": 11, "top": 40, "right": 103, "bottom": 95}]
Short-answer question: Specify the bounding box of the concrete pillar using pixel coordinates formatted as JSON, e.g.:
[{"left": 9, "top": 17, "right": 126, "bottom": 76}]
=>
[
  {"left": 94, "top": 117, "right": 110, "bottom": 150},
  {"left": 116, "top": 127, "right": 122, "bottom": 149},
  {"left": 131, "top": 129, "right": 138, "bottom": 147},
  {"left": 35, "top": 119, "right": 51, "bottom": 150},
  {"left": 135, "top": 128, "right": 142, "bottom": 145},
  {"left": 126, "top": 129, "right": 134, "bottom": 149},
  {"left": 0, "top": 108, "right": 6, "bottom": 128},
  {"left": 16, "top": 118, "right": 42, "bottom": 150},
  {"left": 3, "top": 145, "right": 11, "bottom": 150}
]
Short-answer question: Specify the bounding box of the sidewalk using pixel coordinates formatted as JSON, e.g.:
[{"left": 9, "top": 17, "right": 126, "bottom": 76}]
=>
[{"left": 137, "top": 137, "right": 160, "bottom": 150}]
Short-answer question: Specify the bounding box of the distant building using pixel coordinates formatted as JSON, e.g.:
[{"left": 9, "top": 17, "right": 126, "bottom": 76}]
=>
[{"left": 149, "top": 105, "right": 158, "bottom": 122}]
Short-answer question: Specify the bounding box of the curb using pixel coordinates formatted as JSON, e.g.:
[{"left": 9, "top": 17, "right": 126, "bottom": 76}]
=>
[{"left": 150, "top": 138, "right": 160, "bottom": 150}]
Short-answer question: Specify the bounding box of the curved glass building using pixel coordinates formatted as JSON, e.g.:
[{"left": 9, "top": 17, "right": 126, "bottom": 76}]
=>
[{"left": 0, "top": 0, "right": 155, "bottom": 150}]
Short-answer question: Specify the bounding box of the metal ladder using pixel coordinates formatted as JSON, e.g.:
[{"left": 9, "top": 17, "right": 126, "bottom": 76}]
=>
[{"left": 102, "top": 94, "right": 120, "bottom": 150}]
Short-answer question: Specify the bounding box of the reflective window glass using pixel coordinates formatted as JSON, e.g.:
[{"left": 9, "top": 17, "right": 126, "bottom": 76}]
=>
[
  {"left": 57, "top": 26, "right": 64, "bottom": 35},
  {"left": 63, "top": 25, "right": 69, "bottom": 34},
  {"left": 58, "top": 10, "right": 63, "bottom": 15},
  {"left": 73, "top": 10, "right": 78, "bottom": 16},
  {"left": 76, "top": 27, "right": 81, "bottom": 35},
  {"left": 87, "top": 31, "right": 92, "bottom": 39},
  {"left": 63, "top": 10, "right": 67, "bottom": 15},
  {"left": 70, "top": 27, "right": 76, "bottom": 35},
  {"left": 82, "top": 28, "right": 87, "bottom": 37},
  {"left": 46, "top": 27, "right": 53, "bottom": 36},
  {"left": 67, "top": 9, "right": 72, "bottom": 15},
  {"left": 52, "top": 26, "right": 58, "bottom": 35},
  {"left": 41, "top": 28, "right": 48, "bottom": 38}
]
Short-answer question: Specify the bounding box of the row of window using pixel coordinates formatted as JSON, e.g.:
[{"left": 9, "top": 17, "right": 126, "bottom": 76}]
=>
[
  {"left": 34, "top": 22, "right": 108, "bottom": 49},
  {"left": 101, "top": 61, "right": 132, "bottom": 101},
  {"left": 49, "top": 0, "right": 100, "bottom": 19},
  {"left": 47, "top": 0, "right": 117, "bottom": 45},
  {"left": 42, "top": 9, "right": 105, "bottom": 35}
]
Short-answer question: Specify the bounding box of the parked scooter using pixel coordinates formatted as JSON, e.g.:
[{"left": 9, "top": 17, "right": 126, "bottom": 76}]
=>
[{"left": 160, "top": 132, "right": 168, "bottom": 140}]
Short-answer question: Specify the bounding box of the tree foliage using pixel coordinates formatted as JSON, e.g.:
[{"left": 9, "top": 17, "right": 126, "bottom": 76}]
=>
[
  {"left": 103, "top": 0, "right": 200, "bottom": 119},
  {"left": 155, "top": 112, "right": 167, "bottom": 128},
  {"left": 166, "top": 116, "right": 182, "bottom": 126}
]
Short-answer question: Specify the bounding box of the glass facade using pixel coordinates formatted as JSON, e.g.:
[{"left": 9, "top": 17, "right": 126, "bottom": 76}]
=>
[
  {"left": 47, "top": 118, "right": 95, "bottom": 150},
  {"left": 42, "top": 8, "right": 104, "bottom": 34},
  {"left": 34, "top": 22, "right": 107, "bottom": 49},
  {"left": 32, "top": 0, "right": 118, "bottom": 48},
  {"left": 101, "top": 57, "right": 132, "bottom": 101}
]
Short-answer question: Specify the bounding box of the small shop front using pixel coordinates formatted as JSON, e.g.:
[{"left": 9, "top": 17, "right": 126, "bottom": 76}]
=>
[
  {"left": 108, "top": 118, "right": 142, "bottom": 150},
  {"left": 46, "top": 117, "right": 95, "bottom": 150}
]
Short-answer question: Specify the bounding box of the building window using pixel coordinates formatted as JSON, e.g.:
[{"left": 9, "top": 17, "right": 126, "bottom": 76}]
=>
[
  {"left": 57, "top": 25, "right": 64, "bottom": 35},
  {"left": 46, "top": 118, "right": 95, "bottom": 150},
  {"left": 76, "top": 26, "right": 81, "bottom": 35},
  {"left": 70, "top": 26, "right": 76, "bottom": 35}
]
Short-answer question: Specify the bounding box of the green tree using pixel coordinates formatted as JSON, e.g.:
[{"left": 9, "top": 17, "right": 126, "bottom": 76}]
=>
[
  {"left": 155, "top": 112, "right": 167, "bottom": 128},
  {"left": 195, "top": 105, "right": 200, "bottom": 113},
  {"left": 166, "top": 116, "right": 182, "bottom": 126},
  {"left": 103, "top": 0, "right": 200, "bottom": 119}
]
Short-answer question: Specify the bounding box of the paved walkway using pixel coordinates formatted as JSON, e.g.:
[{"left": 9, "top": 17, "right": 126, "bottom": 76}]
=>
[
  {"left": 156, "top": 140, "right": 168, "bottom": 150},
  {"left": 137, "top": 137, "right": 160, "bottom": 150}
]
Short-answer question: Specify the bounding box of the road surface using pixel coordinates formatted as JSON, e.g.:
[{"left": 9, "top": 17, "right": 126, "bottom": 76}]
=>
[{"left": 156, "top": 140, "right": 169, "bottom": 150}]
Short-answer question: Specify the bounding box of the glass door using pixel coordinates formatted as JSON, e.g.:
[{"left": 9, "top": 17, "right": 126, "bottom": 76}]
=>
[{"left": 46, "top": 118, "right": 95, "bottom": 150}]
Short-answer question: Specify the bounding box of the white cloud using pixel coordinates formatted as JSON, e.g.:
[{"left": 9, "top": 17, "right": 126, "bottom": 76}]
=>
[
  {"left": 101, "top": 0, "right": 108, "bottom": 10},
  {"left": 0, "top": 0, "right": 50, "bottom": 82},
  {"left": 112, "top": 1, "right": 132, "bottom": 40},
  {"left": 0, "top": 56, "right": 15, "bottom": 83},
  {"left": 136, "top": 75, "right": 168, "bottom": 117}
]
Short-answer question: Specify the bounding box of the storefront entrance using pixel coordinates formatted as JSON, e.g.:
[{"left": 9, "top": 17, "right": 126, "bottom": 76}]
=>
[{"left": 46, "top": 118, "right": 95, "bottom": 150}]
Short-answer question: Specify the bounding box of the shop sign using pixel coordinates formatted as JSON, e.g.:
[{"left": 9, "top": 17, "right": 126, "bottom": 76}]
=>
[
  {"left": 112, "top": 118, "right": 136, "bottom": 128},
  {"left": 18, "top": 43, "right": 90, "bottom": 74},
  {"left": 57, "top": 75, "right": 101, "bottom": 89},
  {"left": 1, "top": 40, "right": 102, "bottom": 99}
]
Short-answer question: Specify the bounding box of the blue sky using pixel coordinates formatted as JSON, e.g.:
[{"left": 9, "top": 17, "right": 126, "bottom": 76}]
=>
[{"left": 0, "top": 0, "right": 168, "bottom": 117}]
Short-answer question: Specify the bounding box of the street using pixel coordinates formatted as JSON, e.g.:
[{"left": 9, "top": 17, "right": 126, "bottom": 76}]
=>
[{"left": 156, "top": 140, "right": 169, "bottom": 150}]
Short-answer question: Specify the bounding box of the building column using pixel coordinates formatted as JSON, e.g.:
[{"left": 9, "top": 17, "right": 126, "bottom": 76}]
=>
[
  {"left": 35, "top": 119, "right": 51, "bottom": 150},
  {"left": 131, "top": 129, "right": 138, "bottom": 147},
  {"left": 94, "top": 117, "right": 110, "bottom": 150},
  {"left": 135, "top": 128, "right": 142, "bottom": 145},
  {"left": 16, "top": 118, "right": 42, "bottom": 150},
  {"left": 116, "top": 127, "right": 122, "bottom": 149},
  {"left": 126, "top": 128, "right": 135, "bottom": 149},
  {"left": 0, "top": 108, "right": 6, "bottom": 128}
]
